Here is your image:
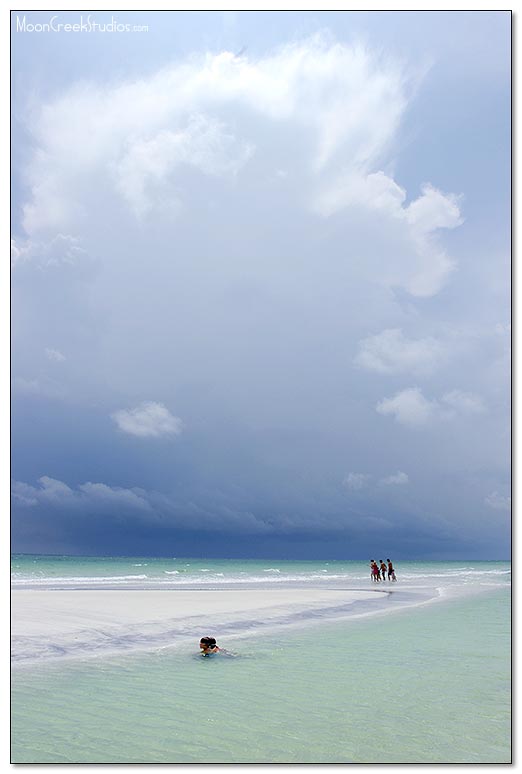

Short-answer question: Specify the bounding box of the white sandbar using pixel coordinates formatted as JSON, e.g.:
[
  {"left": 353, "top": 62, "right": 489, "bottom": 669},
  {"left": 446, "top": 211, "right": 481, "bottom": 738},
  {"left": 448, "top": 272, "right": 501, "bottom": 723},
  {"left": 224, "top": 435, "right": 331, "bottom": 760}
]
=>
[{"left": 12, "top": 587, "right": 385, "bottom": 665}]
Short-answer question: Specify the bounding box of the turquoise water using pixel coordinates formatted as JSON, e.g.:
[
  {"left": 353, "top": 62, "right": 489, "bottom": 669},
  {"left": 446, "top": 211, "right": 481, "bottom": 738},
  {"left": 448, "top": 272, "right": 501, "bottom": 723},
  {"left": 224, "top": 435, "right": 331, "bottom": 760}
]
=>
[
  {"left": 10, "top": 554, "right": 510, "bottom": 589},
  {"left": 11, "top": 558, "right": 511, "bottom": 763}
]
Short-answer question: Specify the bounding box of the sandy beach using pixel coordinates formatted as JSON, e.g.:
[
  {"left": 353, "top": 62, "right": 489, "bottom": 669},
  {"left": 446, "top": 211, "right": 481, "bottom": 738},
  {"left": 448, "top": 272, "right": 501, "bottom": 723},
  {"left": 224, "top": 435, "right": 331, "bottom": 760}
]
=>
[
  {"left": 11, "top": 563, "right": 510, "bottom": 764},
  {"left": 11, "top": 587, "right": 386, "bottom": 665}
]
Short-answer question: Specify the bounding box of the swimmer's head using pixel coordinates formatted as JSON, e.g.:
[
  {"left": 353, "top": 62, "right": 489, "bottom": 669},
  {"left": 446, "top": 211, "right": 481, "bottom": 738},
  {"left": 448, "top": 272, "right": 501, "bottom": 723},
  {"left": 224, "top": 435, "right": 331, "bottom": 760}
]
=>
[{"left": 200, "top": 636, "right": 217, "bottom": 650}]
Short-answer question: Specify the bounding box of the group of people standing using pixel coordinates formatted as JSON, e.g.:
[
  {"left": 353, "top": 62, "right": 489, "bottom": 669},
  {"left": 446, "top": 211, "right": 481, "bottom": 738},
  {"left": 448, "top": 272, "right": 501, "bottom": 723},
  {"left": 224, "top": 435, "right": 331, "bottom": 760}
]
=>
[{"left": 370, "top": 559, "right": 396, "bottom": 582}]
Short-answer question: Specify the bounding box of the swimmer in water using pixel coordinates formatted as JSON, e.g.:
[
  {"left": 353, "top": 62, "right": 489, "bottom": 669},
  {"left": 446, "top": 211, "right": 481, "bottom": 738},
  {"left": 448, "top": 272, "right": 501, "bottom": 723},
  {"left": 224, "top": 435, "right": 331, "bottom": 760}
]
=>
[
  {"left": 199, "top": 636, "right": 220, "bottom": 655},
  {"left": 199, "top": 637, "right": 237, "bottom": 657}
]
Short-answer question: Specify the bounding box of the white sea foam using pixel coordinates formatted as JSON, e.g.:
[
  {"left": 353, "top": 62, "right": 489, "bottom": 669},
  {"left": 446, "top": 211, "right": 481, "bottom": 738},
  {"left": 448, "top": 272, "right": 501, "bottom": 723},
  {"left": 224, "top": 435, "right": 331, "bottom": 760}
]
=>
[
  {"left": 11, "top": 574, "right": 149, "bottom": 586},
  {"left": 11, "top": 568, "right": 509, "bottom": 589},
  {"left": 10, "top": 560, "right": 510, "bottom": 594}
]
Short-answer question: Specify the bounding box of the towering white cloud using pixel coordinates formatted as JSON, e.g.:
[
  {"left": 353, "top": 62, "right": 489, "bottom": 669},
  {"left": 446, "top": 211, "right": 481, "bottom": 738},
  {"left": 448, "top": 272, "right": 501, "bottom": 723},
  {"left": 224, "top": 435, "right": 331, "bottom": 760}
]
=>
[
  {"left": 313, "top": 174, "right": 461, "bottom": 296},
  {"left": 14, "top": 35, "right": 464, "bottom": 303},
  {"left": 20, "top": 37, "right": 410, "bottom": 235},
  {"left": 10, "top": 15, "right": 510, "bottom": 559},
  {"left": 114, "top": 115, "right": 253, "bottom": 217}
]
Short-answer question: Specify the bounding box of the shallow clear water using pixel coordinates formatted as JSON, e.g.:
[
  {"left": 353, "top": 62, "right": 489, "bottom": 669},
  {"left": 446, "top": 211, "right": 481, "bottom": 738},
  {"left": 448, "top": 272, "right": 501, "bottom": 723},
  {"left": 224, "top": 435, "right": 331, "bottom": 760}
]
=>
[
  {"left": 10, "top": 554, "right": 511, "bottom": 590},
  {"left": 11, "top": 557, "right": 510, "bottom": 764}
]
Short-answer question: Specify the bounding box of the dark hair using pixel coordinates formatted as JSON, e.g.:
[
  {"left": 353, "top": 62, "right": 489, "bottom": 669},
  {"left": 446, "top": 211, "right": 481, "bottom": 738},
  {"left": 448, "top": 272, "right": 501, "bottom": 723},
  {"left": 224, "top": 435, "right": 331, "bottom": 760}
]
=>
[
  {"left": 387, "top": 558, "right": 391, "bottom": 562},
  {"left": 200, "top": 636, "right": 217, "bottom": 647}
]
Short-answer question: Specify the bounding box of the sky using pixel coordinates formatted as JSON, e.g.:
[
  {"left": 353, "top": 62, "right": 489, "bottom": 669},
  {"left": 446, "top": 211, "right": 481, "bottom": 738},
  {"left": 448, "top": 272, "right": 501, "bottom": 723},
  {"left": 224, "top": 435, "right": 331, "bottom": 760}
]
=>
[{"left": 10, "top": 10, "right": 511, "bottom": 559}]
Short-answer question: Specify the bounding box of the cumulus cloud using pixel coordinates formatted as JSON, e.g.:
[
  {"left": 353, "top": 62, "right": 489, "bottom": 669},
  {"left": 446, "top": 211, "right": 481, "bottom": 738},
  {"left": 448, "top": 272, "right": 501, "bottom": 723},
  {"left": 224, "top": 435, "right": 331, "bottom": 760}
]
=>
[
  {"left": 20, "top": 37, "right": 410, "bottom": 234},
  {"left": 11, "top": 234, "right": 87, "bottom": 269},
  {"left": 314, "top": 174, "right": 461, "bottom": 296},
  {"left": 111, "top": 401, "right": 184, "bottom": 438},
  {"left": 14, "top": 35, "right": 464, "bottom": 302},
  {"left": 402, "top": 184, "right": 462, "bottom": 297},
  {"left": 484, "top": 491, "right": 511, "bottom": 511},
  {"left": 405, "top": 183, "right": 462, "bottom": 235},
  {"left": 78, "top": 482, "right": 155, "bottom": 511},
  {"left": 12, "top": 376, "right": 66, "bottom": 399},
  {"left": 11, "top": 476, "right": 273, "bottom": 533},
  {"left": 11, "top": 239, "right": 22, "bottom": 266},
  {"left": 113, "top": 114, "right": 253, "bottom": 217},
  {"left": 376, "top": 387, "right": 486, "bottom": 427},
  {"left": 380, "top": 471, "right": 409, "bottom": 485},
  {"left": 9, "top": 20, "right": 511, "bottom": 560},
  {"left": 45, "top": 347, "right": 66, "bottom": 362},
  {"left": 11, "top": 480, "right": 40, "bottom": 507},
  {"left": 314, "top": 170, "right": 407, "bottom": 217},
  {"left": 343, "top": 470, "right": 410, "bottom": 491},
  {"left": 376, "top": 387, "right": 438, "bottom": 426},
  {"left": 441, "top": 390, "right": 486, "bottom": 414},
  {"left": 11, "top": 476, "right": 152, "bottom": 512},
  {"left": 343, "top": 472, "right": 371, "bottom": 490},
  {"left": 354, "top": 328, "right": 444, "bottom": 375}
]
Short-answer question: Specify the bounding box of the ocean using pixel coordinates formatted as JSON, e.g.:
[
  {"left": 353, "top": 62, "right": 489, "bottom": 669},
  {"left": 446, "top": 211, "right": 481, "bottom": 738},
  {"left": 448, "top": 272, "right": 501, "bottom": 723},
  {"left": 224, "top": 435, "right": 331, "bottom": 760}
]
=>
[{"left": 11, "top": 556, "right": 511, "bottom": 763}]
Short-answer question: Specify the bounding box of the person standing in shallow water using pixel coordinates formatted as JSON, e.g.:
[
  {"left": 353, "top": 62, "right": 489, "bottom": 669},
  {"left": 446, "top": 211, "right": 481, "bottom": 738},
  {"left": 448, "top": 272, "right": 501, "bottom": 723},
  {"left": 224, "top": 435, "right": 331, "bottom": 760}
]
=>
[
  {"left": 380, "top": 560, "right": 387, "bottom": 581},
  {"left": 370, "top": 560, "right": 380, "bottom": 582},
  {"left": 387, "top": 558, "right": 397, "bottom": 581}
]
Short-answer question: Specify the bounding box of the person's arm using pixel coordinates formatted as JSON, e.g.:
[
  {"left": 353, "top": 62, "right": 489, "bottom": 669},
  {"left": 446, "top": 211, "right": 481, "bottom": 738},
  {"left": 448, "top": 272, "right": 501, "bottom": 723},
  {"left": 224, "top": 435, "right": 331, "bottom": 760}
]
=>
[{"left": 218, "top": 647, "right": 237, "bottom": 657}]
